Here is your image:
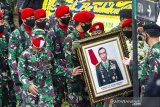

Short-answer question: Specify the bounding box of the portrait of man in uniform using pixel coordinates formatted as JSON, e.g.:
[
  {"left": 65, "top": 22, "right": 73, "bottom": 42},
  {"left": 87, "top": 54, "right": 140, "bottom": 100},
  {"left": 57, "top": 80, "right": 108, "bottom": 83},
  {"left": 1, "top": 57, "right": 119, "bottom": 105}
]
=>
[{"left": 96, "top": 47, "right": 123, "bottom": 87}]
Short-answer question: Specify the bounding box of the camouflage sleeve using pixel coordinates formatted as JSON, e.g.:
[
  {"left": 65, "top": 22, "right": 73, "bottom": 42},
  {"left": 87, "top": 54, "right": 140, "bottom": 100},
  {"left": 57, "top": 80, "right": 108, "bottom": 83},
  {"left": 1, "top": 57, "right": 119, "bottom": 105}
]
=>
[
  {"left": 46, "top": 30, "right": 54, "bottom": 52},
  {"left": 148, "top": 57, "right": 160, "bottom": 73},
  {"left": 18, "top": 52, "right": 31, "bottom": 90},
  {"left": 8, "top": 29, "right": 19, "bottom": 74},
  {"left": 64, "top": 35, "right": 74, "bottom": 68},
  {"left": 4, "top": 23, "right": 11, "bottom": 45},
  {"left": 46, "top": 16, "right": 50, "bottom": 29},
  {"left": 53, "top": 64, "right": 73, "bottom": 79},
  {"left": 46, "top": 15, "right": 56, "bottom": 29},
  {"left": 5, "top": 23, "right": 11, "bottom": 33},
  {"left": 49, "top": 51, "right": 73, "bottom": 79},
  {"left": 129, "top": 60, "right": 144, "bottom": 80},
  {"left": 64, "top": 35, "right": 72, "bottom": 56}
]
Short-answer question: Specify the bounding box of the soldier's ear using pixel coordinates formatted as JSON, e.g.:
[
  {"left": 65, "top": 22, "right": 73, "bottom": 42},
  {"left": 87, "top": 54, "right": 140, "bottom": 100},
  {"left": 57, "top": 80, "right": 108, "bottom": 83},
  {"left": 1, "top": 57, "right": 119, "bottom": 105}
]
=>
[{"left": 22, "top": 19, "right": 26, "bottom": 23}]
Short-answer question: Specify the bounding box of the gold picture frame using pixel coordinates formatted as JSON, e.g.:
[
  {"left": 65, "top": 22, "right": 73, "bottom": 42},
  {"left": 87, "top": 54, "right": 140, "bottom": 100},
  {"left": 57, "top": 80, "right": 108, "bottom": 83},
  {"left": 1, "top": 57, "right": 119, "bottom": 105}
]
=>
[{"left": 76, "top": 30, "right": 133, "bottom": 104}]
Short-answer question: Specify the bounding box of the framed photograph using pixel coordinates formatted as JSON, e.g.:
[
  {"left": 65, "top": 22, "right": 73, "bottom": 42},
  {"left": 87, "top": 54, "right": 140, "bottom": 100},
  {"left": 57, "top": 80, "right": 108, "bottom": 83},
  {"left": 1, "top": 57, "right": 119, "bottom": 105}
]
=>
[{"left": 76, "top": 30, "right": 133, "bottom": 103}]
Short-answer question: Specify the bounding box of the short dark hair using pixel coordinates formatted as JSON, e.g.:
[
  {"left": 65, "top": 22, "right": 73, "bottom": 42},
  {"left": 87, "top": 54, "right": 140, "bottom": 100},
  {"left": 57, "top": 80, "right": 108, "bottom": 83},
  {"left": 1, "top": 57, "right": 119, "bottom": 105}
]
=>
[
  {"left": 98, "top": 47, "right": 106, "bottom": 54},
  {"left": 119, "top": 9, "right": 132, "bottom": 20}
]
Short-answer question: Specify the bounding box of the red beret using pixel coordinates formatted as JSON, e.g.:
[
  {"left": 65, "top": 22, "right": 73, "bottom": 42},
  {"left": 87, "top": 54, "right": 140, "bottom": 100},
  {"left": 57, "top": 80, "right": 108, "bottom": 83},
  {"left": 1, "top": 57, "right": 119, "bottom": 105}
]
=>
[
  {"left": 89, "top": 22, "right": 104, "bottom": 32},
  {"left": 21, "top": 8, "right": 34, "bottom": 19},
  {"left": 55, "top": 5, "right": 69, "bottom": 18},
  {"left": 35, "top": 9, "right": 46, "bottom": 20},
  {"left": 74, "top": 11, "right": 95, "bottom": 23},
  {"left": 121, "top": 18, "right": 132, "bottom": 28}
]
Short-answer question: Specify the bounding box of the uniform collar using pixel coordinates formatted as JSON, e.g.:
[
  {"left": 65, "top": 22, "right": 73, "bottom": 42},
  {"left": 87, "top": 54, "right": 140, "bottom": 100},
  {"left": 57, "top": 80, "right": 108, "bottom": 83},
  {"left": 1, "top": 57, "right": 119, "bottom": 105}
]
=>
[
  {"left": 23, "top": 23, "right": 32, "bottom": 36},
  {"left": 58, "top": 22, "right": 68, "bottom": 33},
  {"left": 78, "top": 31, "right": 85, "bottom": 39},
  {"left": 151, "top": 42, "right": 160, "bottom": 49},
  {"left": 74, "top": 28, "right": 89, "bottom": 39},
  {"left": 30, "top": 46, "right": 45, "bottom": 54},
  {"left": 102, "top": 60, "right": 109, "bottom": 66},
  {"left": 101, "top": 60, "right": 109, "bottom": 70},
  {"left": 0, "top": 32, "right": 3, "bottom": 38}
]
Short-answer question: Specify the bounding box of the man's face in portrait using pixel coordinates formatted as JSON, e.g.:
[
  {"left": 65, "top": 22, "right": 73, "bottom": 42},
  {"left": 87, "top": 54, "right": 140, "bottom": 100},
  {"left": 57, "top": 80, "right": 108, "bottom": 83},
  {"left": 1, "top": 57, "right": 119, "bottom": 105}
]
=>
[{"left": 99, "top": 48, "right": 107, "bottom": 62}]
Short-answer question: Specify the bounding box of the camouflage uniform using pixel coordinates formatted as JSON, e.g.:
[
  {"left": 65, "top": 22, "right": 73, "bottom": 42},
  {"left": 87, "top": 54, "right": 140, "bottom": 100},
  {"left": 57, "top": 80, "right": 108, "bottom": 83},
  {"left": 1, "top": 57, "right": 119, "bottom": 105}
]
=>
[
  {"left": 18, "top": 45, "right": 72, "bottom": 107},
  {"left": 140, "top": 42, "right": 160, "bottom": 85},
  {"left": 64, "top": 28, "right": 91, "bottom": 107},
  {"left": 47, "top": 0, "right": 66, "bottom": 29},
  {"left": 8, "top": 24, "right": 33, "bottom": 106},
  {"left": 0, "top": 0, "right": 15, "bottom": 31},
  {"left": 0, "top": 23, "right": 16, "bottom": 107},
  {"left": 47, "top": 23, "right": 74, "bottom": 106},
  {"left": 46, "top": 15, "right": 57, "bottom": 30}
]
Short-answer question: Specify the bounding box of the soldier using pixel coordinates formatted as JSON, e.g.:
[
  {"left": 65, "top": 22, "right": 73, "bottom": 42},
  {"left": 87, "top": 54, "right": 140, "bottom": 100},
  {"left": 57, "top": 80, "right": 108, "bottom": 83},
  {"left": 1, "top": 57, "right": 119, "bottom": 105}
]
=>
[
  {"left": 47, "top": 5, "right": 73, "bottom": 107},
  {"left": 96, "top": 47, "right": 123, "bottom": 87},
  {"left": 18, "top": 29, "right": 83, "bottom": 106},
  {"left": 110, "top": 9, "right": 132, "bottom": 31},
  {"left": 120, "top": 14, "right": 149, "bottom": 62},
  {"left": 0, "top": 11, "right": 16, "bottom": 107},
  {"left": 47, "top": 0, "right": 66, "bottom": 29},
  {"left": 89, "top": 22, "right": 105, "bottom": 36},
  {"left": 0, "top": 0, "right": 15, "bottom": 31},
  {"left": 34, "top": 9, "right": 49, "bottom": 31},
  {"left": 140, "top": 24, "right": 160, "bottom": 95},
  {"left": 8, "top": 8, "right": 35, "bottom": 106},
  {"left": 123, "top": 23, "right": 160, "bottom": 96},
  {"left": 64, "top": 11, "right": 94, "bottom": 107},
  {"left": 121, "top": 19, "right": 149, "bottom": 81}
]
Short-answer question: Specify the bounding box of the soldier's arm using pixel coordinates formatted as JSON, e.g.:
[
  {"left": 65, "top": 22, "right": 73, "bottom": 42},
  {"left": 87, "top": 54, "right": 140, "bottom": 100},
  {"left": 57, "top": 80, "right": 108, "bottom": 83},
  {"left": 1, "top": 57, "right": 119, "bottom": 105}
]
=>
[
  {"left": 64, "top": 34, "right": 75, "bottom": 68},
  {"left": 50, "top": 52, "right": 73, "bottom": 79},
  {"left": 53, "top": 63, "right": 83, "bottom": 79},
  {"left": 4, "top": 23, "right": 11, "bottom": 46},
  {"left": 5, "top": 23, "right": 11, "bottom": 33},
  {"left": 18, "top": 52, "right": 31, "bottom": 91},
  {"left": 148, "top": 57, "right": 160, "bottom": 73},
  {"left": 46, "top": 30, "right": 55, "bottom": 52},
  {"left": 8, "top": 29, "right": 19, "bottom": 73},
  {"left": 64, "top": 35, "right": 72, "bottom": 57}
]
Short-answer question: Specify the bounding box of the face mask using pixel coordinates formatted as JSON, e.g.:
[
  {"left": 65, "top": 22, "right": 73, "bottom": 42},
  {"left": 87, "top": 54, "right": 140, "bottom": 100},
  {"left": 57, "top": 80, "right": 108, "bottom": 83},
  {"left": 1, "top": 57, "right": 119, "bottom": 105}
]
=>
[
  {"left": 81, "top": 23, "right": 92, "bottom": 32},
  {"left": 36, "top": 21, "right": 46, "bottom": 29},
  {"left": 25, "top": 19, "right": 35, "bottom": 27},
  {"left": 32, "top": 38, "right": 45, "bottom": 48},
  {"left": 123, "top": 31, "right": 132, "bottom": 39},
  {"left": 60, "top": 17, "right": 70, "bottom": 25},
  {"left": 0, "top": 25, "right": 4, "bottom": 33}
]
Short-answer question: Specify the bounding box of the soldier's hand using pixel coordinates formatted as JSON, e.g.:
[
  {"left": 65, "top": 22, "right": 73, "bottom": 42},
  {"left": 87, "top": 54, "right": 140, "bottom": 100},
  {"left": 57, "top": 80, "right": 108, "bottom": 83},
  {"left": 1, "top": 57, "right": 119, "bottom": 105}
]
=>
[
  {"left": 123, "top": 57, "right": 132, "bottom": 66},
  {"left": 72, "top": 66, "right": 83, "bottom": 76},
  {"left": 28, "top": 84, "right": 38, "bottom": 96}
]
